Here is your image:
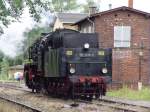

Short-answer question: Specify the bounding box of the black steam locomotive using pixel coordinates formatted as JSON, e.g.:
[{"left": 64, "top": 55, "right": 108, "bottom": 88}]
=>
[{"left": 24, "top": 29, "right": 112, "bottom": 99}]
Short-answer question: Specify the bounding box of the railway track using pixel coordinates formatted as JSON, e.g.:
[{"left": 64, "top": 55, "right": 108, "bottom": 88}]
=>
[
  {"left": 0, "top": 95, "right": 42, "bottom": 112},
  {"left": 0, "top": 82, "right": 150, "bottom": 112},
  {"left": 95, "top": 99, "right": 149, "bottom": 112},
  {"left": 0, "top": 81, "right": 30, "bottom": 92},
  {"left": 0, "top": 82, "right": 42, "bottom": 112},
  {"left": 97, "top": 98, "right": 150, "bottom": 112},
  {"left": 75, "top": 98, "right": 150, "bottom": 112}
]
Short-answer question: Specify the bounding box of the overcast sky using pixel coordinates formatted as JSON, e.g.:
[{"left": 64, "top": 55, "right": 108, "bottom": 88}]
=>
[{"left": 0, "top": 0, "right": 150, "bottom": 57}]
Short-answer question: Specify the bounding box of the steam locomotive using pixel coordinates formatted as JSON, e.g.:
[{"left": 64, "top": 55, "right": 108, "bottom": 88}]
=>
[{"left": 24, "top": 29, "right": 112, "bottom": 99}]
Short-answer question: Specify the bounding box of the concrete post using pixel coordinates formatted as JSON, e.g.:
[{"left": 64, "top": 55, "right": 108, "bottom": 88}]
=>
[{"left": 138, "top": 81, "right": 142, "bottom": 91}]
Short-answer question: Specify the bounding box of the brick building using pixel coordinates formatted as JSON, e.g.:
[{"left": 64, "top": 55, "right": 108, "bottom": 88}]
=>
[{"left": 73, "top": 6, "right": 150, "bottom": 88}]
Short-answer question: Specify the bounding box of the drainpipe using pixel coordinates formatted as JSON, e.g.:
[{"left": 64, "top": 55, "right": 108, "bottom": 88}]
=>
[{"left": 87, "top": 18, "right": 95, "bottom": 33}]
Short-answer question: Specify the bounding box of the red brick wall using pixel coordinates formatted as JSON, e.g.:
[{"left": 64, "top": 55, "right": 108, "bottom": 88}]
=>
[
  {"left": 94, "top": 10, "right": 150, "bottom": 87},
  {"left": 113, "top": 49, "right": 138, "bottom": 82}
]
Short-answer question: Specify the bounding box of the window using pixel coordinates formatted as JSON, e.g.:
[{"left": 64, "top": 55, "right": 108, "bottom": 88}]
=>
[{"left": 114, "top": 26, "right": 131, "bottom": 47}]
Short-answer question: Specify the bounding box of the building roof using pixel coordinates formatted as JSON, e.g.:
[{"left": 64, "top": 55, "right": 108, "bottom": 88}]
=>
[
  {"left": 56, "top": 12, "right": 88, "bottom": 23},
  {"left": 73, "top": 6, "right": 150, "bottom": 25}
]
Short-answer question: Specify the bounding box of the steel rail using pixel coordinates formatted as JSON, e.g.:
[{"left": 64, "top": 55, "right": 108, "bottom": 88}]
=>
[
  {"left": 0, "top": 82, "right": 31, "bottom": 92},
  {"left": 75, "top": 98, "right": 149, "bottom": 112},
  {"left": 0, "top": 82, "right": 42, "bottom": 111},
  {"left": 0, "top": 95, "right": 42, "bottom": 112},
  {"left": 99, "top": 98, "right": 150, "bottom": 110}
]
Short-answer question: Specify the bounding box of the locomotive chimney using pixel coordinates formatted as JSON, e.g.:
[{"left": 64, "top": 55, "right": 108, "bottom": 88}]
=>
[{"left": 128, "top": 0, "right": 133, "bottom": 8}]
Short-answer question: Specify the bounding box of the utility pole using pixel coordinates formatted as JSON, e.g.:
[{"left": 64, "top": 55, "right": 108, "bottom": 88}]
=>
[{"left": 138, "top": 41, "right": 144, "bottom": 91}]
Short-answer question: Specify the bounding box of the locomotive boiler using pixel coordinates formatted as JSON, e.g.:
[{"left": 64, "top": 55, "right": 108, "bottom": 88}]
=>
[{"left": 24, "top": 29, "right": 112, "bottom": 99}]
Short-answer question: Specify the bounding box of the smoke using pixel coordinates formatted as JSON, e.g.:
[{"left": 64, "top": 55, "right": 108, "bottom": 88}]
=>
[{"left": 0, "top": 8, "right": 53, "bottom": 57}]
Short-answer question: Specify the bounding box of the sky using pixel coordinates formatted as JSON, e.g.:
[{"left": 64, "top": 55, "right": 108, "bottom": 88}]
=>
[
  {"left": 98, "top": 0, "right": 150, "bottom": 12},
  {"left": 1, "top": 0, "right": 150, "bottom": 57}
]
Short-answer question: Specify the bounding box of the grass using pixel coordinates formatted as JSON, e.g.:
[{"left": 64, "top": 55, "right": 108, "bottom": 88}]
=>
[
  {"left": 107, "top": 86, "right": 150, "bottom": 101},
  {"left": 0, "top": 74, "right": 9, "bottom": 80}
]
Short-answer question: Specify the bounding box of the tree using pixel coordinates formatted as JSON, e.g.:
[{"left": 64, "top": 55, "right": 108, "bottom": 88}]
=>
[
  {"left": 23, "top": 26, "right": 51, "bottom": 49},
  {"left": 0, "top": 57, "right": 9, "bottom": 80},
  {"left": 0, "top": 50, "right": 4, "bottom": 73},
  {"left": 20, "top": 26, "right": 51, "bottom": 60},
  {"left": 0, "top": 50, "right": 4, "bottom": 62},
  {"left": 51, "top": 0, "right": 80, "bottom": 12},
  {"left": 5, "top": 56, "right": 14, "bottom": 66},
  {"left": 82, "top": 0, "right": 98, "bottom": 13},
  {"left": 0, "top": 0, "right": 80, "bottom": 34},
  {"left": 0, "top": 0, "right": 49, "bottom": 33}
]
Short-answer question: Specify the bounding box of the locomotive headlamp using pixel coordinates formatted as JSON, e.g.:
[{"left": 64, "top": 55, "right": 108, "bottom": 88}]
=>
[
  {"left": 102, "top": 68, "right": 108, "bottom": 74},
  {"left": 70, "top": 67, "right": 75, "bottom": 74},
  {"left": 84, "top": 43, "right": 90, "bottom": 49}
]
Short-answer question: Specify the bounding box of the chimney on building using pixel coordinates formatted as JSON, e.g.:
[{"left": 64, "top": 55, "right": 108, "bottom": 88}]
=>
[
  {"left": 128, "top": 0, "right": 133, "bottom": 8},
  {"left": 89, "top": 6, "right": 97, "bottom": 15}
]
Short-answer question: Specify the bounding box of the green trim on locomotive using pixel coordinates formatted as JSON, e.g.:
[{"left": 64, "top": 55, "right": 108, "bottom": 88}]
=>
[{"left": 44, "top": 49, "right": 59, "bottom": 77}]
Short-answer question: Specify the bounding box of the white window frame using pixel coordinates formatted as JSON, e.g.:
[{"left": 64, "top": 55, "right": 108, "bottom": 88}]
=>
[{"left": 114, "top": 26, "right": 131, "bottom": 48}]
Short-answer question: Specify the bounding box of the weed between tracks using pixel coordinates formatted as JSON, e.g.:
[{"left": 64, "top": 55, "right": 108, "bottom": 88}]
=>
[{"left": 107, "top": 86, "right": 150, "bottom": 101}]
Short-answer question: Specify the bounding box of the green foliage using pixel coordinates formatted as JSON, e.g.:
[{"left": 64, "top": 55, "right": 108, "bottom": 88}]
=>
[
  {"left": 13, "top": 54, "right": 24, "bottom": 65},
  {"left": 0, "top": 0, "right": 46, "bottom": 34},
  {"left": 107, "top": 86, "right": 150, "bottom": 101},
  {"left": 0, "top": 0, "right": 80, "bottom": 34},
  {"left": 22, "top": 26, "right": 51, "bottom": 60},
  {"left": 4, "top": 56, "right": 14, "bottom": 66},
  {"left": 0, "top": 50, "right": 4, "bottom": 73},
  {"left": 51, "top": 0, "right": 80, "bottom": 12},
  {"left": 0, "top": 52, "right": 22, "bottom": 80},
  {"left": 0, "top": 50, "right": 4, "bottom": 62},
  {"left": 82, "top": 0, "right": 97, "bottom": 13},
  {"left": 0, "top": 0, "right": 23, "bottom": 26},
  {"left": 0, "top": 57, "right": 9, "bottom": 80},
  {"left": 23, "top": 26, "right": 51, "bottom": 48}
]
